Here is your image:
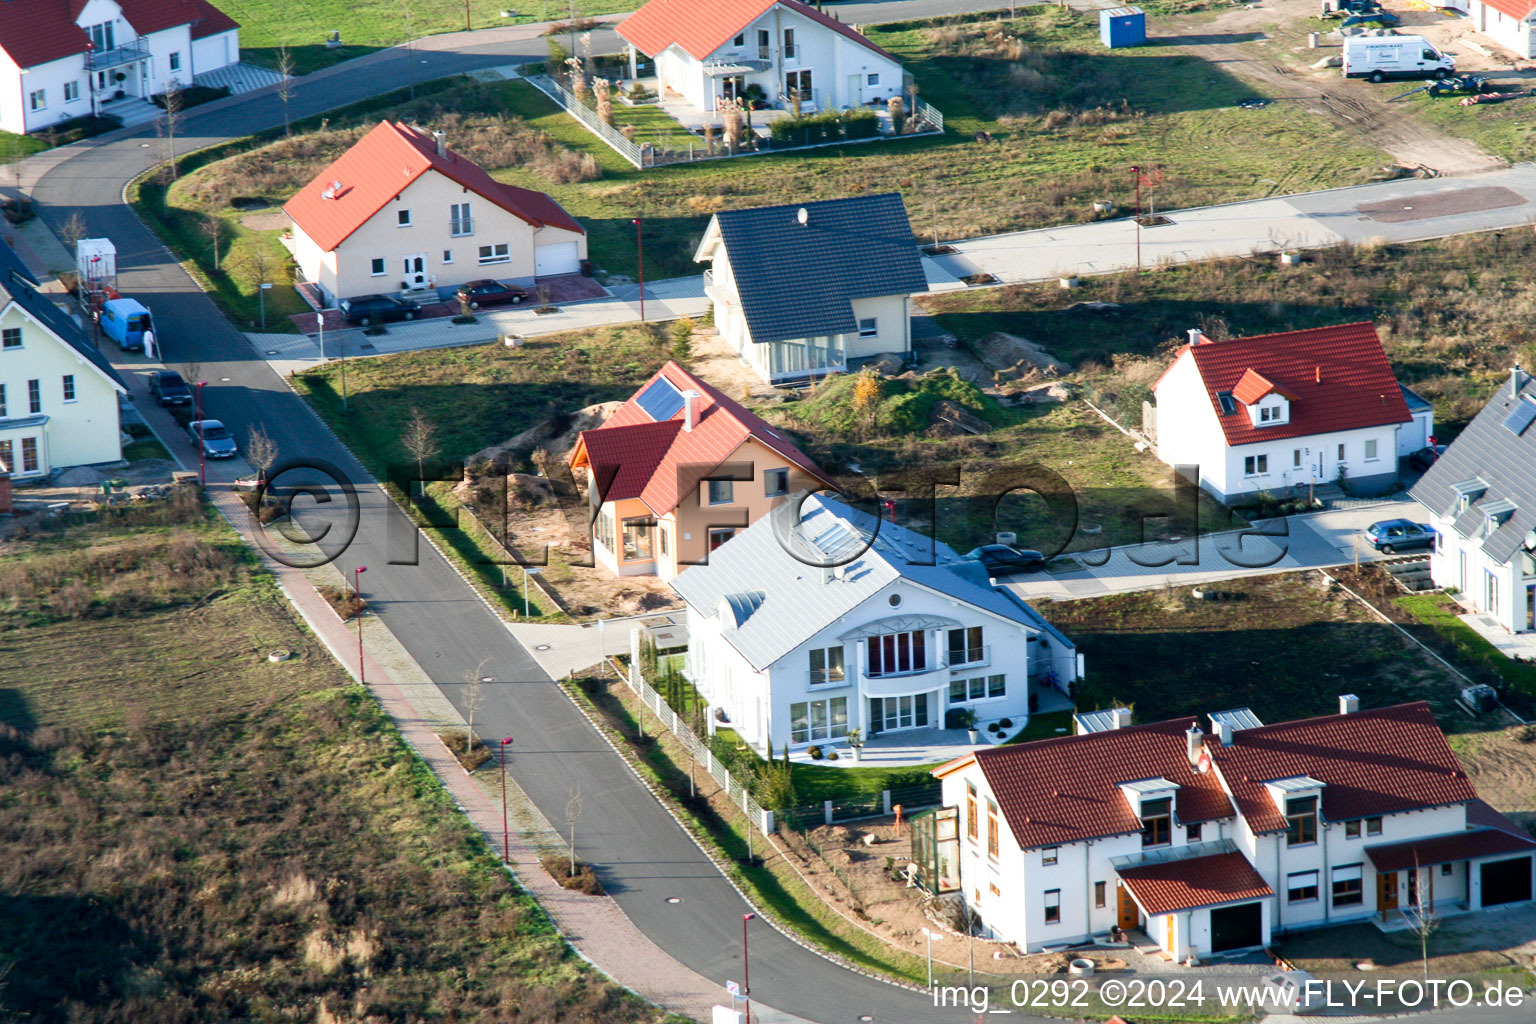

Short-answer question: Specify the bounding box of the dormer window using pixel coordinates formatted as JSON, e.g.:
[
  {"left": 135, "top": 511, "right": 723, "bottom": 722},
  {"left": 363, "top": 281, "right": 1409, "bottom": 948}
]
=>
[
  {"left": 1140, "top": 797, "right": 1172, "bottom": 848},
  {"left": 1286, "top": 796, "right": 1317, "bottom": 846},
  {"left": 1259, "top": 405, "right": 1281, "bottom": 423},
  {"left": 1249, "top": 394, "right": 1289, "bottom": 427}
]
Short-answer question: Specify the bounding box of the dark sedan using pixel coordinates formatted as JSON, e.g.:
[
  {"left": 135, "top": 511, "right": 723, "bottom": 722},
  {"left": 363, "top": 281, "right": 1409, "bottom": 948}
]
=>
[
  {"left": 340, "top": 294, "right": 421, "bottom": 325},
  {"left": 456, "top": 279, "right": 529, "bottom": 309},
  {"left": 1407, "top": 445, "right": 1447, "bottom": 472},
  {"left": 147, "top": 369, "right": 192, "bottom": 406},
  {"left": 964, "top": 544, "right": 1047, "bottom": 575}
]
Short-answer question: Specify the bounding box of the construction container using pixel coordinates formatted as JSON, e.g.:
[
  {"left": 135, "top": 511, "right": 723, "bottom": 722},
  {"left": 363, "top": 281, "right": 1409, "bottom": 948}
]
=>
[
  {"left": 75, "top": 237, "right": 116, "bottom": 289},
  {"left": 1099, "top": 7, "right": 1147, "bottom": 49}
]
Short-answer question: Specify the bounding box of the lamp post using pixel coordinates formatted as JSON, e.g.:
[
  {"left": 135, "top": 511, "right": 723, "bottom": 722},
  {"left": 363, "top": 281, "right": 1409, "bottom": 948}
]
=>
[
  {"left": 1130, "top": 164, "right": 1143, "bottom": 272},
  {"left": 353, "top": 565, "right": 368, "bottom": 684},
  {"left": 523, "top": 565, "right": 540, "bottom": 617},
  {"left": 742, "top": 912, "right": 756, "bottom": 1023},
  {"left": 500, "top": 736, "right": 514, "bottom": 863},
  {"left": 920, "top": 926, "right": 934, "bottom": 989},
  {"left": 632, "top": 217, "right": 644, "bottom": 321},
  {"left": 194, "top": 380, "right": 208, "bottom": 486}
]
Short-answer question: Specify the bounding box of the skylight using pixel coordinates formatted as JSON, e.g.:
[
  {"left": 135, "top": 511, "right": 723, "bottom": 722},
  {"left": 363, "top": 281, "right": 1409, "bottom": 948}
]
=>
[
  {"left": 1502, "top": 397, "right": 1536, "bottom": 437},
  {"left": 635, "top": 375, "right": 685, "bottom": 422},
  {"left": 1216, "top": 390, "right": 1237, "bottom": 415}
]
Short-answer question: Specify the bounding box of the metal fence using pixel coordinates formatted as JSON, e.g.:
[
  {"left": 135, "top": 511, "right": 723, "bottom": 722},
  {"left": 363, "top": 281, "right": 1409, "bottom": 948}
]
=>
[
  {"left": 532, "top": 75, "right": 649, "bottom": 168},
  {"left": 777, "top": 779, "right": 942, "bottom": 833}
]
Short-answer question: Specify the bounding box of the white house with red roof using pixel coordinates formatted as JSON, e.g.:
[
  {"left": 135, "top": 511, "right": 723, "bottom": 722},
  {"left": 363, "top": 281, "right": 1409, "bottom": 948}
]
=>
[
  {"left": 1151, "top": 322, "right": 1429, "bottom": 504},
  {"left": 0, "top": 0, "right": 239, "bottom": 134},
  {"left": 567, "top": 360, "right": 837, "bottom": 580},
  {"left": 282, "top": 121, "right": 587, "bottom": 307},
  {"left": 1459, "top": 0, "right": 1536, "bottom": 58},
  {"left": 931, "top": 699, "right": 1535, "bottom": 960},
  {"left": 617, "top": 0, "right": 904, "bottom": 116}
]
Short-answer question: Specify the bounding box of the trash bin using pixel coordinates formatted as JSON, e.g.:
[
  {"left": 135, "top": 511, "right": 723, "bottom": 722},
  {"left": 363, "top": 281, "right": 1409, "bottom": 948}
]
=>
[{"left": 579, "top": 258, "right": 595, "bottom": 278}]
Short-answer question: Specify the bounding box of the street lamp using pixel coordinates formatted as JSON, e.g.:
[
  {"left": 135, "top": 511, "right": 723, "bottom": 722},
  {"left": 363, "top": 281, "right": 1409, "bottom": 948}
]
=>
[
  {"left": 523, "top": 565, "right": 540, "bottom": 617},
  {"left": 742, "top": 912, "right": 756, "bottom": 1023},
  {"left": 920, "top": 926, "right": 934, "bottom": 989},
  {"left": 500, "top": 736, "right": 514, "bottom": 863},
  {"left": 353, "top": 565, "right": 368, "bottom": 684},
  {"left": 631, "top": 217, "right": 644, "bottom": 322},
  {"left": 194, "top": 380, "right": 208, "bottom": 486}
]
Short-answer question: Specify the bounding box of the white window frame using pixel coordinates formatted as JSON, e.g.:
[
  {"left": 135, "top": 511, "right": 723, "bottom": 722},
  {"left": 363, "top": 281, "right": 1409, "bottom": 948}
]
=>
[
  {"left": 858, "top": 317, "right": 878, "bottom": 338},
  {"left": 397, "top": 209, "right": 413, "bottom": 227},
  {"left": 169, "top": 51, "right": 181, "bottom": 72},
  {"left": 808, "top": 645, "right": 845, "bottom": 686},
  {"left": 867, "top": 73, "right": 880, "bottom": 85},
  {"left": 1043, "top": 888, "right": 1061, "bottom": 924},
  {"left": 764, "top": 467, "right": 789, "bottom": 497},
  {"left": 370, "top": 257, "right": 386, "bottom": 276},
  {"left": 62, "top": 375, "right": 76, "bottom": 403},
  {"left": 29, "top": 89, "right": 45, "bottom": 111},
  {"left": 1364, "top": 439, "right": 1379, "bottom": 461},
  {"left": 789, "top": 696, "right": 848, "bottom": 743},
  {"left": 477, "top": 242, "right": 510, "bottom": 265},
  {"left": 707, "top": 478, "right": 733, "bottom": 505},
  {"left": 442, "top": 249, "right": 453, "bottom": 264},
  {"left": 64, "top": 80, "right": 80, "bottom": 102},
  {"left": 450, "top": 202, "right": 474, "bottom": 237},
  {"left": 1244, "top": 454, "right": 1268, "bottom": 476}
]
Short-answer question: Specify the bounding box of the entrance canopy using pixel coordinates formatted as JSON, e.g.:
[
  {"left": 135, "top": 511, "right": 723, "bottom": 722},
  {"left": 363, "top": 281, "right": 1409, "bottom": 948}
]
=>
[
  {"left": 1118, "top": 850, "right": 1273, "bottom": 916},
  {"left": 1366, "top": 828, "right": 1536, "bottom": 874}
]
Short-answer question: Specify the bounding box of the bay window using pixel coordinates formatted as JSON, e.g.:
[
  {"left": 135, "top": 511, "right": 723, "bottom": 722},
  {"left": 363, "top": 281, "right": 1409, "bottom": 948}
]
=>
[{"left": 867, "top": 630, "right": 926, "bottom": 676}]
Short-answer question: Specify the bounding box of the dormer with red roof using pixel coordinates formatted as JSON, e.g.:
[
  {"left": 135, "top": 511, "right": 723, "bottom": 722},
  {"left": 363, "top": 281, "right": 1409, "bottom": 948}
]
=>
[
  {"left": 1151, "top": 322, "right": 1429, "bottom": 505},
  {"left": 567, "top": 360, "right": 836, "bottom": 580},
  {"left": 617, "top": 0, "right": 904, "bottom": 120},
  {"left": 282, "top": 121, "right": 586, "bottom": 307}
]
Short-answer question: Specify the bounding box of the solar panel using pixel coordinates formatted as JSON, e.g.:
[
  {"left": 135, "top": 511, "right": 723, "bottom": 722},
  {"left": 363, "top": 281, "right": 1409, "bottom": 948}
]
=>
[
  {"left": 1502, "top": 398, "right": 1536, "bottom": 437},
  {"left": 635, "top": 376, "right": 685, "bottom": 422}
]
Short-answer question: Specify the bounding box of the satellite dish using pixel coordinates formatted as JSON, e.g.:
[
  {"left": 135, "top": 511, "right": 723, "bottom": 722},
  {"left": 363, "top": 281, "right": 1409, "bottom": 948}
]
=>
[
  {"left": 797, "top": 207, "right": 808, "bottom": 226},
  {"left": 320, "top": 180, "right": 342, "bottom": 200},
  {"left": 1525, "top": 529, "right": 1536, "bottom": 551}
]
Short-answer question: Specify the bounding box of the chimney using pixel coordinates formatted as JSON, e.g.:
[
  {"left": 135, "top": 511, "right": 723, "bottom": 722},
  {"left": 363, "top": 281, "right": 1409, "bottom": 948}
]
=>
[
  {"left": 1112, "top": 707, "right": 1132, "bottom": 730},
  {"left": 1315, "top": 365, "right": 1322, "bottom": 385},
  {"left": 1514, "top": 365, "right": 1524, "bottom": 399},
  {"left": 682, "top": 389, "right": 700, "bottom": 432},
  {"left": 1211, "top": 719, "right": 1232, "bottom": 747},
  {"left": 1187, "top": 328, "right": 1202, "bottom": 346},
  {"left": 1339, "top": 694, "right": 1360, "bottom": 715},
  {"left": 1186, "top": 725, "right": 1204, "bottom": 768},
  {"left": 433, "top": 130, "right": 447, "bottom": 157}
]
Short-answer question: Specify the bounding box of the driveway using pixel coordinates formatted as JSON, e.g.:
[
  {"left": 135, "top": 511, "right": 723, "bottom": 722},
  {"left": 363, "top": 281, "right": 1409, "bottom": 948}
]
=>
[{"left": 1007, "top": 498, "right": 1421, "bottom": 601}]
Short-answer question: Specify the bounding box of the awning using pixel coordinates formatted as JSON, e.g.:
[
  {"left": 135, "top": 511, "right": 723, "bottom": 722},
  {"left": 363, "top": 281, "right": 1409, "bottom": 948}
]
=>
[
  {"left": 1118, "top": 851, "right": 1273, "bottom": 916},
  {"left": 703, "top": 60, "right": 771, "bottom": 76},
  {"left": 1366, "top": 828, "right": 1536, "bottom": 874}
]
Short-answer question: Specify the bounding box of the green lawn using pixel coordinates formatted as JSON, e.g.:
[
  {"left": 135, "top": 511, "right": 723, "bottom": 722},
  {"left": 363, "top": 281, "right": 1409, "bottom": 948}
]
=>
[{"left": 1395, "top": 592, "right": 1536, "bottom": 699}]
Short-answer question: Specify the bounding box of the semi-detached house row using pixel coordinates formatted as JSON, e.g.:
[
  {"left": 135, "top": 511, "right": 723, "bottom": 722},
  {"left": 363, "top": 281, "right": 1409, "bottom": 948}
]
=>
[{"left": 929, "top": 700, "right": 1535, "bottom": 962}]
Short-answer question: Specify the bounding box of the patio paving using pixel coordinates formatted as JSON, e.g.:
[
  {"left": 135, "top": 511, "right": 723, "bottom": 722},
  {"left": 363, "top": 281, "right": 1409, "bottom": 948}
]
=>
[{"left": 1457, "top": 611, "right": 1536, "bottom": 661}]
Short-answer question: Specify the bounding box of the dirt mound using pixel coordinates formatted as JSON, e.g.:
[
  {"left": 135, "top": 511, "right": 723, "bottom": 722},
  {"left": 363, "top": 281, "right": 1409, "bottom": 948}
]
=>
[
  {"left": 471, "top": 401, "right": 623, "bottom": 468},
  {"left": 972, "top": 332, "right": 1071, "bottom": 381},
  {"left": 928, "top": 399, "right": 990, "bottom": 437}
]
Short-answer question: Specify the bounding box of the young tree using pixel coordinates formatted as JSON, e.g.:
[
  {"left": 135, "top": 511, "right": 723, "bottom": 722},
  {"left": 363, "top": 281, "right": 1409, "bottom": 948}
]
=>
[
  {"left": 565, "top": 787, "right": 584, "bottom": 877},
  {"left": 59, "top": 211, "right": 88, "bottom": 250},
  {"left": 852, "top": 369, "right": 882, "bottom": 435},
  {"left": 670, "top": 317, "right": 694, "bottom": 367},
  {"left": 159, "top": 80, "right": 185, "bottom": 178},
  {"left": 401, "top": 406, "right": 441, "bottom": 492},
  {"left": 276, "top": 45, "right": 296, "bottom": 137},
  {"left": 246, "top": 423, "right": 279, "bottom": 482},
  {"left": 1405, "top": 857, "right": 1440, "bottom": 988},
  {"left": 565, "top": 57, "right": 587, "bottom": 103},
  {"left": 200, "top": 216, "right": 225, "bottom": 272},
  {"left": 462, "top": 659, "right": 490, "bottom": 753}
]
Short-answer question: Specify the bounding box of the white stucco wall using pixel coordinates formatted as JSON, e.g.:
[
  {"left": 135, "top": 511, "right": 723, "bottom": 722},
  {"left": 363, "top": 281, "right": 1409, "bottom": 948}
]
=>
[
  {"left": 0, "top": 302, "right": 123, "bottom": 474},
  {"left": 1468, "top": 1, "right": 1536, "bottom": 58},
  {"left": 1427, "top": 513, "right": 1536, "bottom": 633},
  {"left": 190, "top": 30, "right": 239, "bottom": 76},
  {"left": 845, "top": 294, "right": 910, "bottom": 361}
]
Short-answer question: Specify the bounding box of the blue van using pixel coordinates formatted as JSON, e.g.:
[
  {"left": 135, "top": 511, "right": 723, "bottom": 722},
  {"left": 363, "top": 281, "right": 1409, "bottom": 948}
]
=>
[{"left": 100, "top": 298, "right": 155, "bottom": 351}]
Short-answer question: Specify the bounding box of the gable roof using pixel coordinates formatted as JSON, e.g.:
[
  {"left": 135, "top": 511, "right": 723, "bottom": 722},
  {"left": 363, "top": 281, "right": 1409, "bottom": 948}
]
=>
[
  {"left": 283, "top": 121, "right": 583, "bottom": 253},
  {"left": 618, "top": 0, "right": 896, "bottom": 62},
  {"left": 0, "top": 0, "right": 237, "bottom": 69},
  {"left": 942, "top": 718, "right": 1235, "bottom": 851},
  {"left": 569, "top": 361, "right": 835, "bottom": 515},
  {"left": 697, "top": 194, "right": 928, "bottom": 345},
  {"left": 1482, "top": 0, "right": 1536, "bottom": 20},
  {"left": 1208, "top": 702, "right": 1476, "bottom": 835},
  {"left": 670, "top": 493, "right": 1075, "bottom": 671},
  {"left": 1409, "top": 371, "right": 1536, "bottom": 565},
  {"left": 1159, "top": 322, "right": 1411, "bottom": 447},
  {"left": 1118, "top": 849, "right": 1274, "bottom": 915},
  {"left": 0, "top": 242, "right": 127, "bottom": 394}
]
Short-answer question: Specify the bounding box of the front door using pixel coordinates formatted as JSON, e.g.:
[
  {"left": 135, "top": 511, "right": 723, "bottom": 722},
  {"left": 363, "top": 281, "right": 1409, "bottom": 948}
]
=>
[
  {"left": 1166, "top": 914, "right": 1176, "bottom": 954},
  {"left": 402, "top": 253, "right": 428, "bottom": 287},
  {"left": 1378, "top": 871, "right": 1399, "bottom": 914},
  {"left": 847, "top": 73, "right": 861, "bottom": 106},
  {"left": 1117, "top": 885, "right": 1138, "bottom": 930}
]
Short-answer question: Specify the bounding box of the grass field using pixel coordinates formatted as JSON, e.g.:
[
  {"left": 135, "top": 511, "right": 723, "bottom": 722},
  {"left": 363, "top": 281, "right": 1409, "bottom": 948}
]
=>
[
  {"left": 0, "top": 498, "right": 668, "bottom": 1023},
  {"left": 1395, "top": 592, "right": 1536, "bottom": 699}
]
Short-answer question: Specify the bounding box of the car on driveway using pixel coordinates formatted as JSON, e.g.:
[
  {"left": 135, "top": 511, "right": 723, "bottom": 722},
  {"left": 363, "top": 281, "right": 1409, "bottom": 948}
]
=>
[
  {"left": 1407, "top": 444, "right": 1447, "bottom": 472},
  {"left": 964, "top": 544, "right": 1047, "bottom": 575},
  {"left": 456, "top": 279, "right": 529, "bottom": 309},
  {"left": 339, "top": 294, "right": 421, "bottom": 325},
  {"left": 147, "top": 369, "right": 192, "bottom": 406},
  {"left": 1364, "top": 519, "right": 1435, "bottom": 554},
  {"left": 187, "top": 419, "right": 238, "bottom": 459}
]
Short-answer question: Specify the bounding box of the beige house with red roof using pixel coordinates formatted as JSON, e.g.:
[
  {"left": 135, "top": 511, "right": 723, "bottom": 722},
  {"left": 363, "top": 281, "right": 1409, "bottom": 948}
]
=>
[
  {"left": 0, "top": 0, "right": 239, "bottom": 134},
  {"left": 931, "top": 699, "right": 1535, "bottom": 960},
  {"left": 617, "top": 0, "right": 904, "bottom": 116},
  {"left": 282, "top": 121, "right": 586, "bottom": 307},
  {"left": 1151, "top": 322, "right": 1430, "bottom": 504},
  {"left": 567, "top": 361, "right": 836, "bottom": 580}
]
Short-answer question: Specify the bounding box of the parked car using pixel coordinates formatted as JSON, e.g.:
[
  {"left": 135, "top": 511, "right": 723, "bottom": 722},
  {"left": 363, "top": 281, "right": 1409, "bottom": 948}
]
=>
[
  {"left": 147, "top": 369, "right": 192, "bottom": 406},
  {"left": 964, "top": 544, "right": 1047, "bottom": 575},
  {"left": 456, "top": 279, "right": 529, "bottom": 309},
  {"left": 1407, "top": 444, "right": 1447, "bottom": 471},
  {"left": 187, "top": 419, "right": 238, "bottom": 459},
  {"left": 1364, "top": 519, "right": 1435, "bottom": 554},
  {"left": 339, "top": 294, "right": 421, "bottom": 325}
]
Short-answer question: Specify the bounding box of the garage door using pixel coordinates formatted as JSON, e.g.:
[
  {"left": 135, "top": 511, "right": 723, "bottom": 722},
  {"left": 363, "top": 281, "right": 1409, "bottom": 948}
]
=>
[
  {"left": 535, "top": 241, "right": 580, "bottom": 277},
  {"left": 1481, "top": 856, "right": 1533, "bottom": 907},
  {"left": 1210, "top": 902, "right": 1263, "bottom": 953}
]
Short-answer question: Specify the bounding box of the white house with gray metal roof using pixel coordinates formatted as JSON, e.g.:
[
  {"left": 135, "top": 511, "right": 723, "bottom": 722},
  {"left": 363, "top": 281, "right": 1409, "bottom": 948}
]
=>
[
  {"left": 670, "top": 494, "right": 1079, "bottom": 758},
  {"left": 694, "top": 194, "right": 928, "bottom": 385},
  {"left": 1410, "top": 368, "right": 1536, "bottom": 635}
]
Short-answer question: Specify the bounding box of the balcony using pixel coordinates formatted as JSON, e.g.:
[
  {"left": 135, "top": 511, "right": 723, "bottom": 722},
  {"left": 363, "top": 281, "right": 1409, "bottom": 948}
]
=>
[
  {"left": 88, "top": 39, "right": 150, "bottom": 71},
  {"left": 702, "top": 269, "right": 732, "bottom": 305},
  {"left": 947, "top": 645, "right": 990, "bottom": 671},
  {"left": 862, "top": 661, "right": 950, "bottom": 698}
]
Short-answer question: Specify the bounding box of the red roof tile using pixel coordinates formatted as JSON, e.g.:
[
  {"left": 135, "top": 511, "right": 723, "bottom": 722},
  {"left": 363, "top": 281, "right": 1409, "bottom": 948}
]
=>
[
  {"left": 1231, "top": 368, "right": 1293, "bottom": 406},
  {"left": 1483, "top": 0, "right": 1536, "bottom": 20},
  {"left": 618, "top": 0, "right": 895, "bottom": 63},
  {"left": 1366, "top": 827, "right": 1536, "bottom": 874},
  {"left": 0, "top": 0, "right": 236, "bottom": 69},
  {"left": 579, "top": 419, "right": 681, "bottom": 503},
  {"left": 1119, "top": 851, "right": 1274, "bottom": 915},
  {"left": 1209, "top": 702, "right": 1476, "bottom": 835},
  {"left": 951, "top": 718, "right": 1234, "bottom": 851},
  {"left": 282, "top": 121, "right": 583, "bottom": 253},
  {"left": 120, "top": 0, "right": 233, "bottom": 36},
  {"left": 1165, "top": 322, "right": 1411, "bottom": 447},
  {"left": 570, "top": 361, "right": 836, "bottom": 517}
]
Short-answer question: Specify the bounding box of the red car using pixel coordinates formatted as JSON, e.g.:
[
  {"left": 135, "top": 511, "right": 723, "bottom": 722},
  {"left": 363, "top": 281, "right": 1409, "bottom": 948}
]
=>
[{"left": 456, "top": 279, "right": 528, "bottom": 309}]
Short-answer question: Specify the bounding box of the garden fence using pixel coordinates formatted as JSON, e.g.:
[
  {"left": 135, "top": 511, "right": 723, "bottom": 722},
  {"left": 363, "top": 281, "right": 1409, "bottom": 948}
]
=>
[{"left": 532, "top": 75, "right": 650, "bottom": 168}]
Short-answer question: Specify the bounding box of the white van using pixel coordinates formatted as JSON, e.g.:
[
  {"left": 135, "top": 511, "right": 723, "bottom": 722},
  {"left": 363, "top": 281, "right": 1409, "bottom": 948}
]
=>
[{"left": 1343, "top": 34, "right": 1455, "bottom": 82}]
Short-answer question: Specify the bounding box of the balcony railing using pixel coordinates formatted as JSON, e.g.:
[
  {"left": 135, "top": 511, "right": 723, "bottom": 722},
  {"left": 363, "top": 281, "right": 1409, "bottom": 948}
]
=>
[
  {"left": 862, "top": 663, "right": 950, "bottom": 698},
  {"left": 947, "top": 645, "right": 990, "bottom": 670},
  {"left": 88, "top": 38, "right": 150, "bottom": 71},
  {"left": 449, "top": 217, "right": 474, "bottom": 237},
  {"left": 702, "top": 268, "right": 732, "bottom": 304}
]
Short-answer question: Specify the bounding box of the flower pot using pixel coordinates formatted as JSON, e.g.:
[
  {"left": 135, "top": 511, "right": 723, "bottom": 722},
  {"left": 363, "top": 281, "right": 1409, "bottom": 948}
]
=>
[
  {"left": 851, "top": 746, "right": 862, "bottom": 762},
  {"left": 967, "top": 729, "right": 980, "bottom": 744}
]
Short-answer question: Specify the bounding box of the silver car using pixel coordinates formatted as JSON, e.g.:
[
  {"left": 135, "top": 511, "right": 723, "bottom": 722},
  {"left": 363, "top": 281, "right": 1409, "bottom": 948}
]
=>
[{"left": 187, "top": 419, "right": 238, "bottom": 459}]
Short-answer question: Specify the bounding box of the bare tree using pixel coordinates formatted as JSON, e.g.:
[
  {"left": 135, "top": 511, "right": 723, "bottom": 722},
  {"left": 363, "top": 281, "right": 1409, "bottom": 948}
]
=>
[
  {"left": 200, "top": 216, "right": 225, "bottom": 272},
  {"left": 246, "top": 423, "right": 279, "bottom": 482},
  {"left": 276, "top": 45, "right": 296, "bottom": 137},
  {"left": 1405, "top": 857, "right": 1440, "bottom": 989},
  {"left": 565, "top": 786, "right": 583, "bottom": 877},
  {"left": 462, "top": 659, "right": 489, "bottom": 753},
  {"left": 400, "top": 407, "right": 441, "bottom": 492},
  {"left": 159, "top": 80, "right": 185, "bottom": 178},
  {"left": 59, "top": 211, "right": 88, "bottom": 250}
]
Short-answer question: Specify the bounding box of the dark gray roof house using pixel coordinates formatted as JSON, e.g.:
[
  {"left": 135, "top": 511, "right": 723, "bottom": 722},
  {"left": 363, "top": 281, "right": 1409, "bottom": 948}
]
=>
[
  {"left": 694, "top": 194, "right": 929, "bottom": 383},
  {"left": 0, "top": 238, "right": 127, "bottom": 393}
]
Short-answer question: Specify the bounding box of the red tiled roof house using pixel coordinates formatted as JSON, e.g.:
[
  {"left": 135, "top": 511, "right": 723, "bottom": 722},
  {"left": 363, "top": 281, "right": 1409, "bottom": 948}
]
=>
[
  {"left": 1461, "top": 0, "right": 1536, "bottom": 60},
  {"left": 282, "top": 121, "right": 586, "bottom": 307},
  {"left": 567, "top": 360, "right": 836, "bottom": 580},
  {"left": 1151, "top": 322, "right": 1430, "bottom": 503},
  {"left": 0, "top": 0, "right": 240, "bottom": 134},
  {"left": 930, "top": 698, "right": 1534, "bottom": 960},
  {"left": 617, "top": 0, "right": 904, "bottom": 119}
]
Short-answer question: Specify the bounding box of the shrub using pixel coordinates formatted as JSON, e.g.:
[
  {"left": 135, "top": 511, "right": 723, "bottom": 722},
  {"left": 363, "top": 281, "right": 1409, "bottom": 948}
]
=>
[
  {"left": 767, "top": 107, "right": 879, "bottom": 146},
  {"left": 999, "top": 718, "right": 1013, "bottom": 729},
  {"left": 807, "top": 745, "right": 823, "bottom": 760},
  {"left": 541, "top": 854, "right": 605, "bottom": 895},
  {"left": 826, "top": 750, "right": 839, "bottom": 760},
  {"left": 438, "top": 731, "right": 493, "bottom": 770},
  {"left": 316, "top": 583, "right": 365, "bottom": 620}
]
